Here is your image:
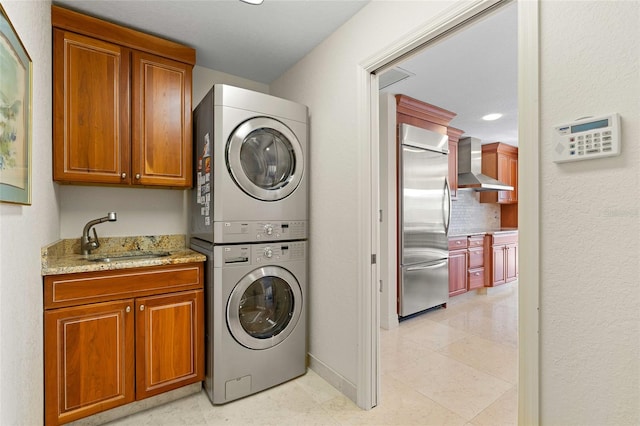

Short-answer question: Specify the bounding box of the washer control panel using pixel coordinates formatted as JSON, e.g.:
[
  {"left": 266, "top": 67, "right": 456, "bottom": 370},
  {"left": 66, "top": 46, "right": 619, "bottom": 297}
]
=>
[
  {"left": 214, "top": 220, "right": 307, "bottom": 243},
  {"left": 217, "top": 241, "right": 306, "bottom": 266},
  {"left": 553, "top": 113, "right": 620, "bottom": 163}
]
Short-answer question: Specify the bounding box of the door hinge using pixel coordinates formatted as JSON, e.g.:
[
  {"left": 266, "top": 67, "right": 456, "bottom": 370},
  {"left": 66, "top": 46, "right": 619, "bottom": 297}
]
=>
[
  {"left": 379, "top": 209, "right": 383, "bottom": 223},
  {"left": 371, "top": 254, "right": 377, "bottom": 264},
  {"left": 379, "top": 279, "right": 383, "bottom": 293}
]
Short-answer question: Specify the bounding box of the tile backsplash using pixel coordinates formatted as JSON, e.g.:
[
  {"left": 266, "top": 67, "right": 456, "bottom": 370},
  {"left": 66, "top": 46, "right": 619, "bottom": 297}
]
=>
[{"left": 449, "top": 189, "right": 501, "bottom": 233}]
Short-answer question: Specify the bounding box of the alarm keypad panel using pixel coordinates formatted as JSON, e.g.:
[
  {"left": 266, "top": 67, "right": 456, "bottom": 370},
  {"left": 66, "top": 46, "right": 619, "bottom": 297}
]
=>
[{"left": 552, "top": 113, "right": 621, "bottom": 163}]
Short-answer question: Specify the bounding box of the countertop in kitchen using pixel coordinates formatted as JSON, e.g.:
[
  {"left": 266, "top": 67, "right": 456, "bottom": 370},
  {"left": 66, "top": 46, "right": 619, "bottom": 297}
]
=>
[
  {"left": 448, "top": 228, "right": 518, "bottom": 238},
  {"left": 41, "top": 234, "right": 206, "bottom": 276}
]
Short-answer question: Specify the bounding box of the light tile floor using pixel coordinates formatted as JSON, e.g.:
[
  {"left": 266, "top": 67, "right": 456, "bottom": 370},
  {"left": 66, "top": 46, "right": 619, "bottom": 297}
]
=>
[{"left": 107, "top": 283, "right": 518, "bottom": 426}]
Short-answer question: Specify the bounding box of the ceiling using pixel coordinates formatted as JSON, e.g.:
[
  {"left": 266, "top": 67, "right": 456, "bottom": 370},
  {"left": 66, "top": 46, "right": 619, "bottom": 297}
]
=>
[
  {"left": 380, "top": 2, "right": 518, "bottom": 146},
  {"left": 53, "top": 0, "right": 517, "bottom": 146},
  {"left": 53, "top": 0, "right": 369, "bottom": 84}
]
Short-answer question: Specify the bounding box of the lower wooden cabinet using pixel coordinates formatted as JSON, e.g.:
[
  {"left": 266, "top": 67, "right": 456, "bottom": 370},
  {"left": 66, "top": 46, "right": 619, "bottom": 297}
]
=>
[
  {"left": 135, "top": 291, "right": 204, "bottom": 400},
  {"left": 44, "top": 263, "right": 204, "bottom": 425},
  {"left": 448, "top": 237, "right": 468, "bottom": 296},
  {"left": 485, "top": 233, "right": 519, "bottom": 287},
  {"left": 44, "top": 300, "right": 135, "bottom": 425}
]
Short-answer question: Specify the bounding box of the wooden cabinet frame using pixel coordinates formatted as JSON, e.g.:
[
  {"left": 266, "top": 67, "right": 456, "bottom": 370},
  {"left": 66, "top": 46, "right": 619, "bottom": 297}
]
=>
[
  {"left": 52, "top": 6, "right": 194, "bottom": 188},
  {"left": 44, "top": 263, "right": 204, "bottom": 425}
]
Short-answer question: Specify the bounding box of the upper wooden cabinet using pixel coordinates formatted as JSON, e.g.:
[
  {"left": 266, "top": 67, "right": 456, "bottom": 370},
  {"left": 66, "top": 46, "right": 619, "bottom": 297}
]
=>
[
  {"left": 52, "top": 6, "right": 195, "bottom": 188},
  {"left": 479, "top": 142, "right": 518, "bottom": 204},
  {"left": 447, "top": 127, "right": 464, "bottom": 200}
]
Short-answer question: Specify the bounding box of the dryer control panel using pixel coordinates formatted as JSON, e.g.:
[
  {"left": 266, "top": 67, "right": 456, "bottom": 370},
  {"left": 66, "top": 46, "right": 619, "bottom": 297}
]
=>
[{"left": 214, "top": 220, "right": 307, "bottom": 243}]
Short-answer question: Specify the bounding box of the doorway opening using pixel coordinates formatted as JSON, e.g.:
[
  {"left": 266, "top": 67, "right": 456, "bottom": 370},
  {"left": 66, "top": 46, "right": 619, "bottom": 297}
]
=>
[{"left": 358, "top": 0, "right": 539, "bottom": 423}]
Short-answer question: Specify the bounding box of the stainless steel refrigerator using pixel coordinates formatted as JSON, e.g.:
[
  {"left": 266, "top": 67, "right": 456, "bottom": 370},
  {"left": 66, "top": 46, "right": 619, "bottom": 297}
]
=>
[{"left": 398, "top": 123, "right": 451, "bottom": 318}]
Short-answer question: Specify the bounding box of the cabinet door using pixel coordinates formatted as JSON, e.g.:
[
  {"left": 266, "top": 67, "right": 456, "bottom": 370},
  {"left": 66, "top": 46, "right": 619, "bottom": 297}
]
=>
[
  {"left": 508, "top": 156, "right": 518, "bottom": 202},
  {"left": 497, "top": 154, "right": 510, "bottom": 203},
  {"left": 131, "top": 52, "right": 192, "bottom": 187},
  {"left": 492, "top": 245, "right": 507, "bottom": 286},
  {"left": 53, "top": 29, "right": 131, "bottom": 185},
  {"left": 135, "top": 290, "right": 204, "bottom": 400},
  {"left": 45, "top": 300, "right": 135, "bottom": 425},
  {"left": 448, "top": 140, "right": 458, "bottom": 199},
  {"left": 448, "top": 250, "right": 468, "bottom": 296},
  {"left": 505, "top": 243, "right": 518, "bottom": 282}
]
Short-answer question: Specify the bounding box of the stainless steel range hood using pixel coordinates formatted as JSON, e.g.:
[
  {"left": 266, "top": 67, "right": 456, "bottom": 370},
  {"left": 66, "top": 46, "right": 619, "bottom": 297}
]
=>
[{"left": 457, "top": 137, "right": 514, "bottom": 191}]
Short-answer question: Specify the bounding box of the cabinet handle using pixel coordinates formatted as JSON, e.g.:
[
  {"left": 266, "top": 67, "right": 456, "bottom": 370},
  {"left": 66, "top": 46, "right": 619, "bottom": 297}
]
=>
[
  {"left": 121, "top": 172, "right": 127, "bottom": 179},
  {"left": 135, "top": 174, "right": 141, "bottom": 180},
  {"left": 126, "top": 306, "right": 131, "bottom": 313},
  {"left": 140, "top": 305, "right": 145, "bottom": 311}
]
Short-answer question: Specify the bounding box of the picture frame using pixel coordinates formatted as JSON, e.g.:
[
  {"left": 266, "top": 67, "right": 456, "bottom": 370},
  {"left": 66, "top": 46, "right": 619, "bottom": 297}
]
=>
[{"left": 0, "top": 4, "right": 32, "bottom": 205}]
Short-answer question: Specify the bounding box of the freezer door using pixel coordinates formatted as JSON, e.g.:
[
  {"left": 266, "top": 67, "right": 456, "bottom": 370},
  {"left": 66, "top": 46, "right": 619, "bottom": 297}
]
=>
[
  {"left": 400, "top": 259, "right": 449, "bottom": 317},
  {"left": 400, "top": 144, "right": 451, "bottom": 265}
]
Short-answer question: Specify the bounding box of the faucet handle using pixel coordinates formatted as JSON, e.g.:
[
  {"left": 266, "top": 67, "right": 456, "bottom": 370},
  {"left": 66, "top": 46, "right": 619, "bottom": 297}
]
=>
[{"left": 90, "top": 228, "right": 100, "bottom": 250}]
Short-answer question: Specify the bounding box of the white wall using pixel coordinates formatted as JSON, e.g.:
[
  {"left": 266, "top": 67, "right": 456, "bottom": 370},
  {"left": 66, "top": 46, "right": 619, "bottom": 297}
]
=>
[
  {"left": 272, "top": 0, "right": 640, "bottom": 423},
  {"left": 192, "top": 65, "right": 269, "bottom": 107},
  {"left": 539, "top": 1, "right": 639, "bottom": 424},
  {"left": 0, "top": 1, "right": 55, "bottom": 423}
]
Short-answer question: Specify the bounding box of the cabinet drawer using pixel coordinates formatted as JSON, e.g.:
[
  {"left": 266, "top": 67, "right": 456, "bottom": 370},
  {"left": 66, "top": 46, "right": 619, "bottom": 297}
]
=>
[
  {"left": 468, "top": 267, "right": 485, "bottom": 290},
  {"left": 468, "top": 247, "right": 484, "bottom": 268},
  {"left": 44, "top": 263, "right": 204, "bottom": 309},
  {"left": 492, "top": 232, "right": 518, "bottom": 245},
  {"left": 468, "top": 235, "right": 485, "bottom": 248},
  {"left": 448, "top": 237, "right": 468, "bottom": 250}
]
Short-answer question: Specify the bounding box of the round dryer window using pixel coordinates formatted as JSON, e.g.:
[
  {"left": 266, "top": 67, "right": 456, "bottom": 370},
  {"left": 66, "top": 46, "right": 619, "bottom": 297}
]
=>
[
  {"left": 227, "top": 266, "right": 303, "bottom": 350},
  {"left": 226, "top": 117, "right": 303, "bottom": 201}
]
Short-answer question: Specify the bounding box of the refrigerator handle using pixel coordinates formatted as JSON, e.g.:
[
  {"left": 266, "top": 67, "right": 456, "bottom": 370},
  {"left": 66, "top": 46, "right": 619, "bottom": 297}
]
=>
[
  {"left": 406, "top": 260, "right": 448, "bottom": 272},
  {"left": 443, "top": 177, "right": 452, "bottom": 235}
]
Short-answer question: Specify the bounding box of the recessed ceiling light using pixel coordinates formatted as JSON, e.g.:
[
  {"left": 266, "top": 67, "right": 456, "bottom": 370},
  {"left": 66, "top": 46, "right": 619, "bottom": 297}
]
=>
[
  {"left": 482, "top": 113, "right": 503, "bottom": 121},
  {"left": 240, "top": 0, "right": 264, "bottom": 4}
]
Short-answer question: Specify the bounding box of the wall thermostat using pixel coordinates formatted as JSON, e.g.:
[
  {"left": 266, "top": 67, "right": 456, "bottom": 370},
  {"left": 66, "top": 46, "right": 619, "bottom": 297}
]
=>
[{"left": 552, "top": 113, "right": 621, "bottom": 163}]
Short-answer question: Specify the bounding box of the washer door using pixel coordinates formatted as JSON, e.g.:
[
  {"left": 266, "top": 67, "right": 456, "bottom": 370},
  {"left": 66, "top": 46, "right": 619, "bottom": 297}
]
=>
[
  {"left": 227, "top": 266, "right": 303, "bottom": 350},
  {"left": 226, "top": 117, "right": 303, "bottom": 201}
]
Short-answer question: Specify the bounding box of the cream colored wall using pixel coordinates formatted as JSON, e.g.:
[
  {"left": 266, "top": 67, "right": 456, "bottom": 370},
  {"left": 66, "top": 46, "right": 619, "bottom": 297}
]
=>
[
  {"left": 0, "top": 1, "right": 55, "bottom": 423},
  {"left": 539, "top": 1, "right": 639, "bottom": 424}
]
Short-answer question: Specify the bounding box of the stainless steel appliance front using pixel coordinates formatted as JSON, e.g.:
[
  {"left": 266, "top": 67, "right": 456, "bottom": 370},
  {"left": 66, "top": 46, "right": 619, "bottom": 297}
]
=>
[{"left": 398, "top": 124, "right": 451, "bottom": 318}]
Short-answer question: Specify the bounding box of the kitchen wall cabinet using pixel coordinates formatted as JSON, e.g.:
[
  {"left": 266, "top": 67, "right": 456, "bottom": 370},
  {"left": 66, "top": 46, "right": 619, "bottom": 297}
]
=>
[
  {"left": 479, "top": 142, "right": 518, "bottom": 204},
  {"left": 44, "top": 263, "right": 204, "bottom": 425},
  {"left": 448, "top": 237, "right": 468, "bottom": 296},
  {"left": 484, "top": 232, "right": 518, "bottom": 287},
  {"left": 52, "top": 6, "right": 195, "bottom": 188}
]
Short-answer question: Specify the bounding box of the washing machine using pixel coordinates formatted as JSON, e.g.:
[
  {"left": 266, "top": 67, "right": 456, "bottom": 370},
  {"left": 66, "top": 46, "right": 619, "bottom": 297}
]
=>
[
  {"left": 192, "top": 84, "right": 308, "bottom": 244},
  {"left": 190, "top": 238, "right": 307, "bottom": 405}
]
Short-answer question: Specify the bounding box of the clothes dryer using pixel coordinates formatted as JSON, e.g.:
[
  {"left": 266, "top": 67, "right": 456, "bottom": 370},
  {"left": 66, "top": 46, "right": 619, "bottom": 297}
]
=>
[
  {"left": 192, "top": 85, "right": 308, "bottom": 244},
  {"left": 190, "top": 238, "right": 307, "bottom": 404}
]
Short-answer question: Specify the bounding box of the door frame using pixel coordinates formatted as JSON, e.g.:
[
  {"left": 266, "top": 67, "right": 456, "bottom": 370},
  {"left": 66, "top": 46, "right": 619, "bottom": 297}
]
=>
[{"left": 355, "top": 0, "right": 540, "bottom": 424}]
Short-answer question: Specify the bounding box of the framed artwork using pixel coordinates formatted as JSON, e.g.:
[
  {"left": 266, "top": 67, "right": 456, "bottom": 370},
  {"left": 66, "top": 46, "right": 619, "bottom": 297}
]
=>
[{"left": 0, "top": 5, "right": 32, "bottom": 205}]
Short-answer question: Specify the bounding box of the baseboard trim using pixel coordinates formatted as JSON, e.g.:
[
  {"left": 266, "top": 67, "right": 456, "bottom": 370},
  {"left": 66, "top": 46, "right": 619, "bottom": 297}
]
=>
[{"left": 308, "top": 353, "right": 357, "bottom": 403}]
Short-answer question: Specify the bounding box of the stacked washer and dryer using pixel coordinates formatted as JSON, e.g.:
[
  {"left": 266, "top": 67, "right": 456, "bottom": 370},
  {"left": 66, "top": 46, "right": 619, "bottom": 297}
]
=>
[{"left": 190, "top": 85, "right": 308, "bottom": 405}]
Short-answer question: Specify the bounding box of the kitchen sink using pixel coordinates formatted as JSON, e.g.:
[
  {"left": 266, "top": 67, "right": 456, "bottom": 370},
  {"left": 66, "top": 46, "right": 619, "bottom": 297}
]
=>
[{"left": 86, "top": 251, "right": 171, "bottom": 262}]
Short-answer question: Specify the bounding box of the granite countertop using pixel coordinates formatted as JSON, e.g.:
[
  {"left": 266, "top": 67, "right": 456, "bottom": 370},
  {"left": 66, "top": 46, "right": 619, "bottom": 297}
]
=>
[
  {"left": 41, "top": 234, "right": 206, "bottom": 276},
  {"left": 448, "top": 228, "right": 518, "bottom": 238}
]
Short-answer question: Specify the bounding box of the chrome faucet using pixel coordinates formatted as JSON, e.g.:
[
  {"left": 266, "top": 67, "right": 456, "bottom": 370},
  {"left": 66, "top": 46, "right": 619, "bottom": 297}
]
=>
[{"left": 81, "top": 212, "right": 117, "bottom": 255}]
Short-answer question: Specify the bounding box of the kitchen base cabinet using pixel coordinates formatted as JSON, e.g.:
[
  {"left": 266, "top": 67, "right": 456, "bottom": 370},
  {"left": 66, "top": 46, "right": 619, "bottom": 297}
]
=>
[
  {"left": 448, "top": 237, "right": 468, "bottom": 296},
  {"left": 467, "top": 235, "right": 485, "bottom": 291},
  {"left": 44, "top": 263, "right": 204, "bottom": 426},
  {"left": 485, "top": 232, "right": 518, "bottom": 287},
  {"left": 136, "top": 290, "right": 204, "bottom": 400},
  {"left": 44, "top": 300, "right": 135, "bottom": 425}
]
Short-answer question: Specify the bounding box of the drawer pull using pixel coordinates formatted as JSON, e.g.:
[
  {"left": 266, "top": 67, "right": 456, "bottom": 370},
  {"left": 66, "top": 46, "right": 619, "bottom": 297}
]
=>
[
  {"left": 126, "top": 306, "right": 131, "bottom": 313},
  {"left": 140, "top": 305, "right": 145, "bottom": 311}
]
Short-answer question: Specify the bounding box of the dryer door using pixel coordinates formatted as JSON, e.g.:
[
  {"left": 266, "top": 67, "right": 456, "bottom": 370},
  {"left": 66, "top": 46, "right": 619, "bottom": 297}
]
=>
[
  {"left": 226, "top": 117, "right": 303, "bottom": 201},
  {"left": 227, "top": 265, "right": 303, "bottom": 350}
]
